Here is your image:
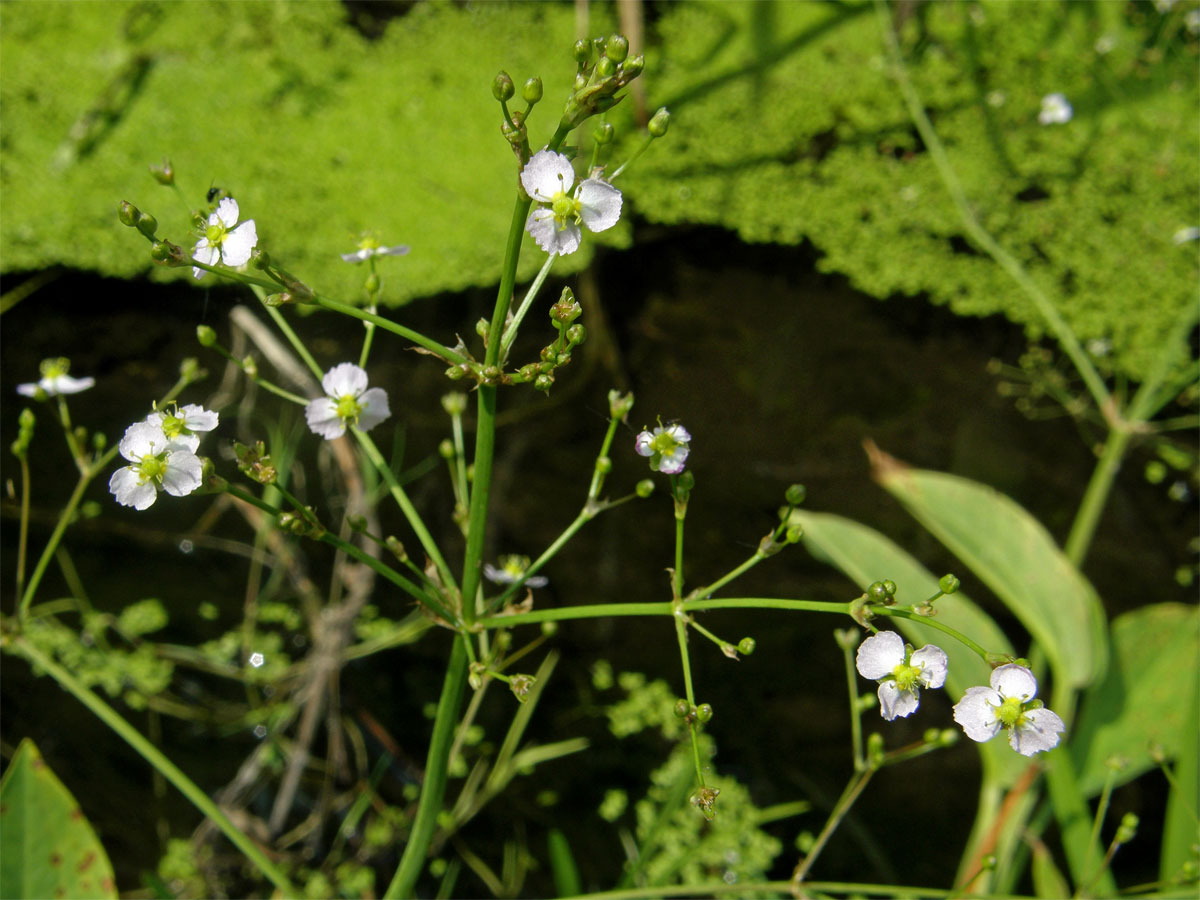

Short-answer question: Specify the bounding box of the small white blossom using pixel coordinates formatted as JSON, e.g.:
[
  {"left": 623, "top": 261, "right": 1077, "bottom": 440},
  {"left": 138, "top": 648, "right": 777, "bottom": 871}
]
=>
[
  {"left": 855, "top": 631, "right": 948, "bottom": 721},
  {"left": 248, "top": 652, "right": 265, "bottom": 668},
  {"left": 1038, "top": 93, "right": 1073, "bottom": 125},
  {"left": 636, "top": 423, "right": 691, "bottom": 474},
  {"left": 305, "top": 363, "right": 390, "bottom": 440},
  {"left": 192, "top": 197, "right": 258, "bottom": 279},
  {"left": 109, "top": 421, "right": 203, "bottom": 510},
  {"left": 484, "top": 555, "right": 548, "bottom": 588},
  {"left": 953, "top": 664, "right": 1065, "bottom": 756},
  {"left": 147, "top": 404, "right": 219, "bottom": 452},
  {"left": 16, "top": 358, "right": 94, "bottom": 397},
  {"left": 341, "top": 238, "right": 410, "bottom": 263},
  {"left": 521, "top": 149, "right": 622, "bottom": 256},
  {"left": 1172, "top": 226, "right": 1200, "bottom": 245}
]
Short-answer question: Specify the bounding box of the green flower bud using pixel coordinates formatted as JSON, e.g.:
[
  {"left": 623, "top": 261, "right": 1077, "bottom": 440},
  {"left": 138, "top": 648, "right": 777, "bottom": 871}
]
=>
[
  {"left": 696, "top": 703, "right": 713, "bottom": 723},
  {"left": 882, "top": 579, "right": 897, "bottom": 598},
  {"left": 939, "top": 573, "right": 960, "bottom": 594},
  {"left": 673, "top": 699, "right": 690, "bottom": 718},
  {"left": 620, "top": 54, "right": 644, "bottom": 79},
  {"left": 252, "top": 248, "right": 271, "bottom": 269},
  {"left": 595, "top": 55, "right": 616, "bottom": 79},
  {"left": 677, "top": 471, "right": 695, "bottom": 492},
  {"left": 80, "top": 500, "right": 103, "bottom": 519},
  {"left": 605, "top": 33, "right": 629, "bottom": 63},
  {"left": 118, "top": 201, "right": 139, "bottom": 227},
  {"left": 595, "top": 455, "right": 612, "bottom": 475},
  {"left": 149, "top": 158, "right": 174, "bottom": 185},
  {"left": 522, "top": 76, "right": 543, "bottom": 104},
  {"left": 566, "top": 323, "right": 586, "bottom": 345},
  {"left": 482, "top": 364, "right": 502, "bottom": 383},
  {"left": 196, "top": 325, "right": 217, "bottom": 347},
  {"left": 593, "top": 120, "right": 614, "bottom": 144},
  {"left": 385, "top": 535, "right": 407, "bottom": 561},
  {"left": 573, "top": 38, "right": 593, "bottom": 65},
  {"left": 785, "top": 525, "right": 803, "bottom": 543},
  {"left": 648, "top": 107, "right": 671, "bottom": 137},
  {"left": 540, "top": 346, "right": 557, "bottom": 362},
  {"left": 241, "top": 355, "right": 258, "bottom": 377},
  {"left": 636, "top": 479, "right": 655, "bottom": 498},
  {"left": 555, "top": 351, "right": 572, "bottom": 367},
  {"left": 264, "top": 292, "right": 293, "bottom": 307},
  {"left": 534, "top": 373, "right": 554, "bottom": 392},
  {"left": 365, "top": 272, "right": 381, "bottom": 295},
  {"left": 476, "top": 317, "right": 490, "bottom": 340},
  {"left": 867, "top": 581, "right": 890, "bottom": 603},
  {"left": 91, "top": 431, "right": 107, "bottom": 452},
  {"left": 438, "top": 438, "right": 455, "bottom": 459},
  {"left": 441, "top": 392, "right": 467, "bottom": 415},
  {"left": 18, "top": 408, "right": 35, "bottom": 430},
  {"left": 540, "top": 621, "right": 558, "bottom": 636},
  {"left": 737, "top": 637, "right": 756, "bottom": 655},
  {"left": 492, "top": 71, "right": 514, "bottom": 101},
  {"left": 135, "top": 211, "right": 158, "bottom": 238},
  {"left": 785, "top": 483, "right": 806, "bottom": 505},
  {"left": 608, "top": 390, "right": 634, "bottom": 420},
  {"left": 346, "top": 515, "right": 367, "bottom": 532},
  {"left": 445, "top": 365, "right": 467, "bottom": 381}
]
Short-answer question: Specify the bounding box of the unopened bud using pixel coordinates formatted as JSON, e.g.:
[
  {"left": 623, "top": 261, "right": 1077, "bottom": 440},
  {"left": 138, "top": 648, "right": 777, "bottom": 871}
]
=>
[
  {"left": 196, "top": 325, "right": 217, "bottom": 347},
  {"left": 438, "top": 438, "right": 455, "bottom": 459},
  {"left": 385, "top": 535, "right": 407, "bottom": 561},
  {"left": 595, "top": 456, "right": 612, "bottom": 475},
  {"left": 476, "top": 317, "right": 490, "bottom": 341},
  {"left": 118, "top": 201, "right": 139, "bottom": 227},
  {"left": 573, "top": 39, "right": 593, "bottom": 65},
  {"left": 696, "top": 703, "right": 713, "bottom": 723},
  {"left": 673, "top": 699, "right": 690, "bottom": 718},
  {"left": 785, "top": 525, "right": 803, "bottom": 543},
  {"left": 939, "top": 573, "right": 960, "bottom": 594},
  {"left": 534, "top": 373, "right": 554, "bottom": 392},
  {"left": 607, "top": 389, "right": 634, "bottom": 420},
  {"left": 635, "top": 479, "right": 655, "bottom": 498},
  {"left": 441, "top": 392, "right": 467, "bottom": 416},
  {"left": 149, "top": 159, "right": 174, "bottom": 185},
  {"left": 346, "top": 515, "right": 367, "bottom": 532},
  {"left": 605, "top": 33, "right": 629, "bottom": 63},
  {"left": 737, "top": 637, "right": 756, "bottom": 655},
  {"left": 595, "top": 55, "right": 616, "bottom": 79},
  {"left": 648, "top": 107, "right": 671, "bottom": 137},
  {"left": 252, "top": 248, "right": 270, "bottom": 269},
  {"left": 365, "top": 272, "right": 380, "bottom": 295},
  {"left": 135, "top": 211, "right": 158, "bottom": 238},
  {"left": 882, "top": 580, "right": 897, "bottom": 598},
  {"left": 492, "top": 71, "right": 514, "bottom": 101},
  {"left": 620, "top": 54, "right": 644, "bottom": 79},
  {"left": 785, "top": 483, "right": 806, "bottom": 505},
  {"left": 522, "top": 76, "right": 543, "bottom": 104},
  {"left": 264, "top": 292, "right": 293, "bottom": 307},
  {"left": 867, "top": 581, "right": 890, "bottom": 603},
  {"left": 566, "top": 323, "right": 586, "bottom": 345},
  {"left": 593, "top": 121, "right": 614, "bottom": 144}
]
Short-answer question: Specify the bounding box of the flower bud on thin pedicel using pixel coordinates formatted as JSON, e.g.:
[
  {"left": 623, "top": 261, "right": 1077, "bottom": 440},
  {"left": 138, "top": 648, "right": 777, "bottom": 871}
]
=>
[
  {"left": 605, "top": 33, "right": 629, "bottom": 63},
  {"left": 594, "top": 121, "right": 614, "bottom": 144},
  {"left": 492, "top": 71, "right": 515, "bottom": 101},
  {"left": 196, "top": 325, "right": 217, "bottom": 347},
  {"left": 573, "top": 38, "right": 592, "bottom": 66},
  {"left": 648, "top": 107, "right": 671, "bottom": 137},
  {"left": 738, "top": 637, "right": 756, "bottom": 656},
  {"left": 149, "top": 158, "right": 174, "bottom": 185},
  {"left": 608, "top": 390, "right": 634, "bottom": 420},
  {"left": 867, "top": 581, "right": 890, "bottom": 603},
  {"left": 882, "top": 580, "right": 897, "bottom": 598},
  {"left": 522, "top": 76, "right": 543, "bottom": 104},
  {"left": 566, "top": 324, "right": 586, "bottom": 345},
  {"left": 696, "top": 703, "right": 713, "bottom": 724},
  {"left": 939, "top": 573, "right": 960, "bottom": 594},
  {"left": 135, "top": 211, "right": 158, "bottom": 238},
  {"left": 118, "top": 201, "right": 139, "bottom": 227},
  {"left": 785, "top": 483, "right": 806, "bottom": 506},
  {"left": 635, "top": 479, "right": 655, "bottom": 498}
]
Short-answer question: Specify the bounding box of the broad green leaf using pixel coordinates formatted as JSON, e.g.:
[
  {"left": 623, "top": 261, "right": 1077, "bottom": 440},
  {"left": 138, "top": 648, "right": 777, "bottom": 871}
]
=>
[
  {"left": 793, "top": 510, "right": 1025, "bottom": 784},
  {"left": 1030, "top": 838, "right": 1071, "bottom": 900},
  {"left": 1161, "top": 658, "right": 1199, "bottom": 882},
  {"left": 869, "top": 448, "right": 1109, "bottom": 691},
  {"left": 1072, "top": 603, "right": 1199, "bottom": 798},
  {"left": 0, "top": 738, "right": 117, "bottom": 899}
]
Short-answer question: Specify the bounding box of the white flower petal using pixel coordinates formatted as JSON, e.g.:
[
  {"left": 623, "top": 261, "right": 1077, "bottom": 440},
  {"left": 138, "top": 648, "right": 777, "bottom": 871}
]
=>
[
  {"left": 16, "top": 383, "right": 38, "bottom": 397},
  {"left": 109, "top": 467, "right": 157, "bottom": 510},
  {"left": 341, "top": 248, "right": 371, "bottom": 263},
  {"left": 665, "top": 424, "right": 692, "bottom": 444},
  {"left": 178, "top": 405, "right": 219, "bottom": 433},
  {"left": 991, "top": 664, "right": 1039, "bottom": 702},
  {"left": 953, "top": 686, "right": 1003, "bottom": 742},
  {"left": 49, "top": 374, "right": 95, "bottom": 395},
  {"left": 635, "top": 430, "right": 654, "bottom": 457},
  {"left": 192, "top": 240, "right": 219, "bottom": 279},
  {"left": 525, "top": 208, "right": 581, "bottom": 255},
  {"left": 379, "top": 244, "right": 410, "bottom": 257},
  {"left": 577, "top": 178, "right": 623, "bottom": 233},
  {"left": 1009, "top": 707, "right": 1065, "bottom": 756},
  {"left": 658, "top": 446, "right": 689, "bottom": 474},
  {"left": 877, "top": 681, "right": 919, "bottom": 721},
  {"left": 305, "top": 398, "right": 346, "bottom": 440},
  {"left": 483, "top": 563, "right": 514, "bottom": 584},
  {"left": 856, "top": 631, "right": 906, "bottom": 680},
  {"left": 161, "top": 450, "right": 203, "bottom": 497},
  {"left": 520, "top": 150, "right": 575, "bottom": 202},
  {"left": 354, "top": 386, "right": 391, "bottom": 432},
  {"left": 215, "top": 197, "right": 241, "bottom": 228},
  {"left": 911, "top": 644, "right": 949, "bottom": 689},
  {"left": 221, "top": 220, "right": 257, "bottom": 267},
  {"left": 119, "top": 421, "right": 168, "bottom": 463},
  {"left": 322, "top": 362, "right": 369, "bottom": 399}
]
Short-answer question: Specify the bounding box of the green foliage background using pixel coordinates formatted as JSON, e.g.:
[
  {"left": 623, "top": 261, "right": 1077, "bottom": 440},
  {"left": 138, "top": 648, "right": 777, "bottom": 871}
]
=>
[{"left": 2, "top": 0, "right": 1196, "bottom": 384}]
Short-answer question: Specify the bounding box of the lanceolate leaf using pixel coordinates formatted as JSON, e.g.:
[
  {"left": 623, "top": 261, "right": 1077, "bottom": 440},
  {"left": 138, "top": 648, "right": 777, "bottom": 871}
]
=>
[
  {"left": 0, "top": 738, "right": 117, "bottom": 900},
  {"left": 868, "top": 446, "right": 1109, "bottom": 692}
]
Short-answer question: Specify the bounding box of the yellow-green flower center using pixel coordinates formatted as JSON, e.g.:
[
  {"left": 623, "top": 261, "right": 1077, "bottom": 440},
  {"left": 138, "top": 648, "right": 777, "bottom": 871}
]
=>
[
  {"left": 138, "top": 454, "right": 166, "bottom": 484},
  {"left": 40, "top": 357, "right": 70, "bottom": 378},
  {"left": 891, "top": 662, "right": 922, "bottom": 692},
  {"left": 205, "top": 222, "right": 227, "bottom": 245},
  {"left": 650, "top": 431, "right": 680, "bottom": 455},
  {"left": 550, "top": 190, "right": 582, "bottom": 229},
  {"left": 160, "top": 413, "right": 186, "bottom": 439},
  {"left": 995, "top": 696, "right": 1025, "bottom": 728},
  {"left": 335, "top": 394, "right": 363, "bottom": 423}
]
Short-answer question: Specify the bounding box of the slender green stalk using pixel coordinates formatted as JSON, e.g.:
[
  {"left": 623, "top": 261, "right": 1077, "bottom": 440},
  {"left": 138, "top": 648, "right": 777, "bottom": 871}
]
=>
[
  {"left": 688, "top": 550, "right": 765, "bottom": 600},
  {"left": 477, "top": 596, "right": 851, "bottom": 629},
  {"left": 840, "top": 634, "right": 866, "bottom": 771},
  {"left": 1081, "top": 764, "right": 1120, "bottom": 891},
  {"left": 18, "top": 475, "right": 90, "bottom": 624},
  {"left": 15, "top": 454, "right": 30, "bottom": 600},
  {"left": 566, "top": 881, "right": 958, "bottom": 900},
  {"left": 498, "top": 254, "right": 556, "bottom": 362},
  {"left": 792, "top": 767, "right": 876, "bottom": 886},
  {"left": 354, "top": 429, "right": 458, "bottom": 592},
  {"left": 8, "top": 637, "right": 296, "bottom": 897},
  {"left": 673, "top": 611, "right": 706, "bottom": 786},
  {"left": 875, "top": 607, "right": 991, "bottom": 659},
  {"left": 384, "top": 636, "right": 469, "bottom": 899},
  {"left": 1064, "top": 425, "right": 1133, "bottom": 566},
  {"left": 313, "top": 292, "right": 468, "bottom": 366}
]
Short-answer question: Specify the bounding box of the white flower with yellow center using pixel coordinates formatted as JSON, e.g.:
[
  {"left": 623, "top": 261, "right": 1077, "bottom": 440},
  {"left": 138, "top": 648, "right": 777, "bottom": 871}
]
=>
[
  {"left": 520, "top": 150, "right": 622, "bottom": 256},
  {"left": 305, "top": 363, "right": 390, "bottom": 440},
  {"left": 16, "top": 357, "right": 94, "bottom": 397},
  {"left": 147, "top": 404, "right": 219, "bottom": 452},
  {"left": 953, "top": 664, "right": 1065, "bottom": 756},
  {"left": 109, "top": 421, "right": 203, "bottom": 510},
  {"left": 192, "top": 197, "right": 258, "bottom": 279},
  {"left": 483, "top": 555, "right": 549, "bottom": 588},
  {"left": 855, "top": 631, "right": 948, "bottom": 721},
  {"left": 635, "top": 423, "right": 691, "bottom": 474},
  {"left": 341, "top": 237, "right": 410, "bottom": 263}
]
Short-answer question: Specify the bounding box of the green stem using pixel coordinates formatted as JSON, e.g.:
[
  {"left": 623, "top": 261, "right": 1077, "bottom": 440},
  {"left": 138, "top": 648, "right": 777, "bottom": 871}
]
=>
[
  {"left": 354, "top": 429, "right": 458, "bottom": 593},
  {"left": 384, "top": 636, "right": 469, "bottom": 899},
  {"left": 8, "top": 637, "right": 296, "bottom": 897},
  {"left": 15, "top": 454, "right": 30, "bottom": 601},
  {"left": 792, "top": 767, "right": 876, "bottom": 886},
  {"left": 17, "top": 475, "right": 90, "bottom": 624},
  {"left": 1063, "top": 425, "right": 1132, "bottom": 567},
  {"left": 313, "top": 293, "right": 469, "bottom": 367},
  {"left": 673, "top": 609, "right": 706, "bottom": 787},
  {"left": 498, "top": 254, "right": 556, "bottom": 363},
  {"left": 477, "top": 596, "right": 852, "bottom": 629},
  {"left": 874, "top": 607, "right": 992, "bottom": 660}
]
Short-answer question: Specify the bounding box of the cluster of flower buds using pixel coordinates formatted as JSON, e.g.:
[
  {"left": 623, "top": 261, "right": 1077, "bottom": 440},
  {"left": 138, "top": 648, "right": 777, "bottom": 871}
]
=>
[
  {"left": 511, "top": 287, "right": 586, "bottom": 393},
  {"left": 234, "top": 440, "right": 277, "bottom": 485},
  {"left": 561, "top": 33, "right": 644, "bottom": 130}
]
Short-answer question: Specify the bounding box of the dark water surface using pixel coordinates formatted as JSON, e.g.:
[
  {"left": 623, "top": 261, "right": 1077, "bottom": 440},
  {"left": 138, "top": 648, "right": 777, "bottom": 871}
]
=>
[{"left": 2, "top": 230, "right": 1191, "bottom": 894}]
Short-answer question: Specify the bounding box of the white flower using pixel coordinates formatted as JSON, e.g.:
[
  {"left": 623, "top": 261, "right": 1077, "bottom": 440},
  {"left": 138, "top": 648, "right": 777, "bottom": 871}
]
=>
[
  {"left": 109, "top": 421, "right": 203, "bottom": 510},
  {"left": 635, "top": 423, "right": 691, "bottom": 474},
  {"left": 147, "top": 404, "right": 219, "bottom": 452},
  {"left": 1172, "top": 226, "right": 1200, "bottom": 245},
  {"left": 341, "top": 238, "right": 410, "bottom": 263},
  {"left": 1038, "top": 93, "right": 1073, "bottom": 125},
  {"left": 483, "top": 555, "right": 548, "bottom": 588},
  {"left": 953, "top": 664, "right": 1066, "bottom": 756},
  {"left": 855, "top": 631, "right": 948, "bottom": 721},
  {"left": 305, "top": 363, "right": 390, "bottom": 440},
  {"left": 192, "top": 197, "right": 258, "bottom": 279},
  {"left": 520, "top": 149, "right": 622, "bottom": 256},
  {"left": 16, "top": 358, "right": 94, "bottom": 397}
]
